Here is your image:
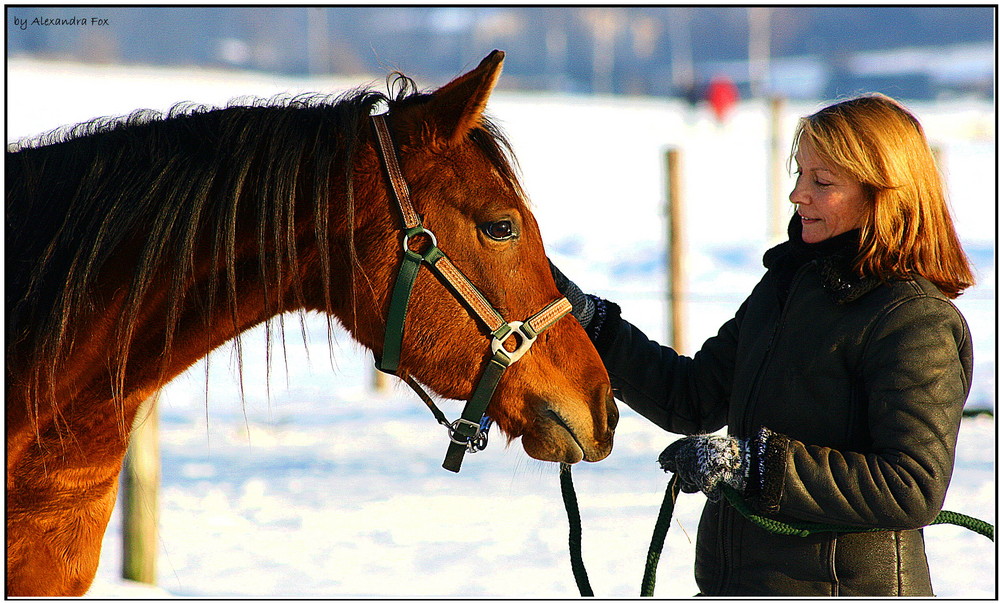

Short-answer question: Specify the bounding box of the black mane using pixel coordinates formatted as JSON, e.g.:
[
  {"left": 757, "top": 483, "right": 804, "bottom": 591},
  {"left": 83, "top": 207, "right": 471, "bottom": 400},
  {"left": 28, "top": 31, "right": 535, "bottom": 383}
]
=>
[{"left": 6, "top": 84, "right": 397, "bottom": 406}]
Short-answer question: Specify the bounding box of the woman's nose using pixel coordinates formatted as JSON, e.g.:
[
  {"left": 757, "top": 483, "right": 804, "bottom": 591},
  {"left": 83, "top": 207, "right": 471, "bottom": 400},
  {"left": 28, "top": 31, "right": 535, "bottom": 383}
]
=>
[{"left": 789, "top": 183, "right": 807, "bottom": 205}]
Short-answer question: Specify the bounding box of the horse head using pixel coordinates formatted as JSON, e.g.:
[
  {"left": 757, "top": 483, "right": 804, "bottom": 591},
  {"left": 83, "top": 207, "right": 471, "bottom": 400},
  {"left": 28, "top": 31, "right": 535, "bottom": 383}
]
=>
[
  {"left": 344, "top": 51, "right": 617, "bottom": 465},
  {"left": 5, "top": 50, "right": 616, "bottom": 596}
]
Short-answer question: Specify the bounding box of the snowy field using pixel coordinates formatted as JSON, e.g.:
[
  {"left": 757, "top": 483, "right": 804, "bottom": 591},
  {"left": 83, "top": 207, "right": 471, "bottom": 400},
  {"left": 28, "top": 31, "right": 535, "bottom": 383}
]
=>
[{"left": 7, "top": 58, "right": 996, "bottom": 598}]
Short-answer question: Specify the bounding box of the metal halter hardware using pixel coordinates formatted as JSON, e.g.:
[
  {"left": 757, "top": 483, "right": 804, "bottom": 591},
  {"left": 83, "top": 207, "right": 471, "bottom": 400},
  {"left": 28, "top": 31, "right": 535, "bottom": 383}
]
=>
[{"left": 370, "top": 113, "right": 573, "bottom": 473}]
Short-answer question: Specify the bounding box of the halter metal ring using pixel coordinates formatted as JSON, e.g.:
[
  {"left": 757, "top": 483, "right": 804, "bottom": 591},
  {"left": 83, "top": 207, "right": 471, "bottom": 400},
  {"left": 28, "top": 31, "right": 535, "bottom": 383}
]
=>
[
  {"left": 403, "top": 227, "right": 438, "bottom": 252},
  {"left": 491, "top": 321, "right": 537, "bottom": 364}
]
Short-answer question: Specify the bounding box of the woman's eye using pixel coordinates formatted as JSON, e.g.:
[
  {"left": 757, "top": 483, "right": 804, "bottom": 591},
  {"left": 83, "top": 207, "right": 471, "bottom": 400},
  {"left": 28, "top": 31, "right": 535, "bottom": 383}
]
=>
[{"left": 482, "top": 220, "right": 515, "bottom": 241}]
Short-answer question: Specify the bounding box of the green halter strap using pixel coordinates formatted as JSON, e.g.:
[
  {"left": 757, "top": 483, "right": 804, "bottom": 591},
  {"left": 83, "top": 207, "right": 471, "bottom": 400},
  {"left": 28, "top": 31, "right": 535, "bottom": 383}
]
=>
[{"left": 370, "top": 113, "right": 573, "bottom": 472}]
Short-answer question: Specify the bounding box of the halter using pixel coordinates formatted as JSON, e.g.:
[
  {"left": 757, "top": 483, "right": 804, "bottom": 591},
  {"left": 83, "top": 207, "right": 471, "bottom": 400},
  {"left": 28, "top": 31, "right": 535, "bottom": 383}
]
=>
[{"left": 370, "top": 114, "right": 573, "bottom": 473}]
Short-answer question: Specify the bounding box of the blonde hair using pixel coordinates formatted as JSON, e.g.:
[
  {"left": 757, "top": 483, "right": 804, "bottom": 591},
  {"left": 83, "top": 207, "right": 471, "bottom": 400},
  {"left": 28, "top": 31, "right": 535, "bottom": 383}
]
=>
[{"left": 792, "top": 93, "right": 974, "bottom": 298}]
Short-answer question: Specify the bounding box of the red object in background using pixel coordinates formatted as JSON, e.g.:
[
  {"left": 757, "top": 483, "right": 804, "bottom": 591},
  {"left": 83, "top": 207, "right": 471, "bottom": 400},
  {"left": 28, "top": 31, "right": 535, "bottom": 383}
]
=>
[{"left": 706, "top": 76, "right": 739, "bottom": 122}]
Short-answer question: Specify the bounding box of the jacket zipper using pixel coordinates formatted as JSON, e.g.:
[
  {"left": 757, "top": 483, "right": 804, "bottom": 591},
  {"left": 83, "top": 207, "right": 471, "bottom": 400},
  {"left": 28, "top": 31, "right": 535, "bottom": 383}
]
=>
[
  {"left": 740, "top": 263, "right": 812, "bottom": 437},
  {"left": 723, "top": 263, "right": 811, "bottom": 593},
  {"left": 828, "top": 534, "right": 840, "bottom": 596}
]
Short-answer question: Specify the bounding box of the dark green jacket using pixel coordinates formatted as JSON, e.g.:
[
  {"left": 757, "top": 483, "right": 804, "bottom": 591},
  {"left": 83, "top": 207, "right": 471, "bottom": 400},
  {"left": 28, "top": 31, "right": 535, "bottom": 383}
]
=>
[{"left": 593, "top": 238, "right": 973, "bottom": 596}]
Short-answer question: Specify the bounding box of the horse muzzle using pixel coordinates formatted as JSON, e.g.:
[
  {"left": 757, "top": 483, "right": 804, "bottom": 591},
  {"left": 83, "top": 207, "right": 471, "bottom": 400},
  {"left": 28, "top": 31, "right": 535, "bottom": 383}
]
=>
[{"left": 521, "top": 386, "right": 617, "bottom": 464}]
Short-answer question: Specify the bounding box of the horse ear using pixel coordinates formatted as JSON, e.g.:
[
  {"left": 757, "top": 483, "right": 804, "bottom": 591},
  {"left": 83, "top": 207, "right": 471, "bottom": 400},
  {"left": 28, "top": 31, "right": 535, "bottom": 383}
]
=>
[{"left": 426, "top": 50, "right": 505, "bottom": 145}]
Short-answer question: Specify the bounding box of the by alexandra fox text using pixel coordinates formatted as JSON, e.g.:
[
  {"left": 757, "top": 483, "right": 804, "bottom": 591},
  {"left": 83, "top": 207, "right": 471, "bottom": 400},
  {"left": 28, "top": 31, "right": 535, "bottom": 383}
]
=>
[{"left": 12, "top": 16, "right": 110, "bottom": 30}]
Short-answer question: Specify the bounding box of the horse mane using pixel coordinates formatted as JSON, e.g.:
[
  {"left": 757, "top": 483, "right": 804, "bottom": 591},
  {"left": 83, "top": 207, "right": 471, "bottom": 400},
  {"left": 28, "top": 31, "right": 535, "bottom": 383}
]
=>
[{"left": 6, "top": 72, "right": 524, "bottom": 425}]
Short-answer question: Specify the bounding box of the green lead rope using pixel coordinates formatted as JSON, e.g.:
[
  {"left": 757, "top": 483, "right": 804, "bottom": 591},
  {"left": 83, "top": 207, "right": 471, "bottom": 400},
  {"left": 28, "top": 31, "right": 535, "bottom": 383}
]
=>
[
  {"left": 933, "top": 510, "right": 996, "bottom": 540},
  {"left": 561, "top": 469, "right": 994, "bottom": 598},
  {"left": 640, "top": 474, "right": 680, "bottom": 597},
  {"left": 559, "top": 464, "right": 594, "bottom": 597},
  {"left": 560, "top": 467, "right": 677, "bottom": 597},
  {"left": 719, "top": 484, "right": 995, "bottom": 541}
]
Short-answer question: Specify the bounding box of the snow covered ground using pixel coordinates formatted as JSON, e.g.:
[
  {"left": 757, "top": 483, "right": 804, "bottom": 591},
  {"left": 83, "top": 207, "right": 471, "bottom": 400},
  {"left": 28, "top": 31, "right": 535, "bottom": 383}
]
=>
[{"left": 8, "top": 59, "right": 996, "bottom": 598}]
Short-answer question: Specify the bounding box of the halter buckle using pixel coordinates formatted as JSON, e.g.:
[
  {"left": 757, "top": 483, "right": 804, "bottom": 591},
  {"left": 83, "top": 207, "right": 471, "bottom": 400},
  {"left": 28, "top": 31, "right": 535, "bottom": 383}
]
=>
[
  {"left": 449, "top": 417, "right": 491, "bottom": 452},
  {"left": 490, "top": 321, "right": 536, "bottom": 365}
]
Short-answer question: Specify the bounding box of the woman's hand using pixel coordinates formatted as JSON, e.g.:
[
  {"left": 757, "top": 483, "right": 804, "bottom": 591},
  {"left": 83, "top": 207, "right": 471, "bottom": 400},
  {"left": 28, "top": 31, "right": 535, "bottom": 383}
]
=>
[
  {"left": 548, "top": 258, "right": 596, "bottom": 328},
  {"left": 658, "top": 434, "right": 748, "bottom": 501}
]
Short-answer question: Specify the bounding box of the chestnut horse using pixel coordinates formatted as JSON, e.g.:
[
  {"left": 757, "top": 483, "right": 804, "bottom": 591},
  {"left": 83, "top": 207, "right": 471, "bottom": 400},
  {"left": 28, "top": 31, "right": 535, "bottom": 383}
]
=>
[{"left": 6, "top": 51, "right": 617, "bottom": 596}]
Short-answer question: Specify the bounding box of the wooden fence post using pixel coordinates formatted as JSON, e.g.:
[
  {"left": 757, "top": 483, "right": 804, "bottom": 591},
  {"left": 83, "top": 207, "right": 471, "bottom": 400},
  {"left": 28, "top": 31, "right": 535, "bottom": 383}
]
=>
[
  {"left": 768, "top": 96, "right": 787, "bottom": 243},
  {"left": 664, "top": 148, "right": 686, "bottom": 353},
  {"left": 122, "top": 396, "right": 159, "bottom": 584}
]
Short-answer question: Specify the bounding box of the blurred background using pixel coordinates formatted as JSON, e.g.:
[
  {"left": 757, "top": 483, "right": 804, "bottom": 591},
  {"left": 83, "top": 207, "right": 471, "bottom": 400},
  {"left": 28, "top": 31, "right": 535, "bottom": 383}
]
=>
[
  {"left": 7, "top": 5, "right": 996, "bottom": 599},
  {"left": 7, "top": 5, "right": 994, "bottom": 101}
]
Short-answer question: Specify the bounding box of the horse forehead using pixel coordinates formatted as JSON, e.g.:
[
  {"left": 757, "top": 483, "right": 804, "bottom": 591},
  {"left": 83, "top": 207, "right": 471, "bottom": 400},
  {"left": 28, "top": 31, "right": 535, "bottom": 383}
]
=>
[
  {"left": 429, "top": 142, "right": 502, "bottom": 177},
  {"left": 418, "top": 146, "right": 523, "bottom": 205}
]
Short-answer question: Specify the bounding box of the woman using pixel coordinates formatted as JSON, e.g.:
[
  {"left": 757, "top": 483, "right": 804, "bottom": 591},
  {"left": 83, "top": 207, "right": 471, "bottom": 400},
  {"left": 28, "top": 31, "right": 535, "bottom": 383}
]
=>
[{"left": 553, "top": 94, "right": 975, "bottom": 596}]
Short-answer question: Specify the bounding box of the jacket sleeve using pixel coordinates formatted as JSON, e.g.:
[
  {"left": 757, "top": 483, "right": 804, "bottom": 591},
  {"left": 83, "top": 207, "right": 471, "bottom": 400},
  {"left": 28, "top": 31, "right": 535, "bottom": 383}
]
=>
[
  {"left": 756, "top": 295, "right": 972, "bottom": 528},
  {"left": 591, "top": 299, "right": 745, "bottom": 435}
]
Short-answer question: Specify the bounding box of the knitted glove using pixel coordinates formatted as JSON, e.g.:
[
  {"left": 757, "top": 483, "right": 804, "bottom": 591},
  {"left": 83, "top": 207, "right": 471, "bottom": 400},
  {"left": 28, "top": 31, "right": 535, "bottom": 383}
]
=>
[
  {"left": 548, "top": 259, "right": 596, "bottom": 328},
  {"left": 658, "top": 434, "right": 748, "bottom": 501}
]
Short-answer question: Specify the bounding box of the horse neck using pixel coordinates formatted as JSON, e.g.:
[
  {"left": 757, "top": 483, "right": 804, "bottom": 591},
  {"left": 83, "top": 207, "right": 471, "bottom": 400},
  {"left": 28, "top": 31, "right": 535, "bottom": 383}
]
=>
[
  {"left": 11, "top": 121, "right": 377, "bottom": 408},
  {"left": 130, "top": 169, "right": 366, "bottom": 386},
  {"left": 5, "top": 177, "right": 364, "bottom": 470},
  {"left": 5, "top": 106, "right": 402, "bottom": 502}
]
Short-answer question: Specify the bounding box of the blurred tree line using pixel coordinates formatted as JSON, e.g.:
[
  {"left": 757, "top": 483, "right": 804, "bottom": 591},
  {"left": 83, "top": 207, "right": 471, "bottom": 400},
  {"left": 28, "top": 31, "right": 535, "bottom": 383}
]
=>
[{"left": 7, "top": 5, "right": 995, "bottom": 100}]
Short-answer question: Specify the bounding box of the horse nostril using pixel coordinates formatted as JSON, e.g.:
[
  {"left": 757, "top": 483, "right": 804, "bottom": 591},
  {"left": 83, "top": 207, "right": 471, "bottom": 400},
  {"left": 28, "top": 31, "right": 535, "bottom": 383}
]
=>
[{"left": 605, "top": 397, "right": 619, "bottom": 432}]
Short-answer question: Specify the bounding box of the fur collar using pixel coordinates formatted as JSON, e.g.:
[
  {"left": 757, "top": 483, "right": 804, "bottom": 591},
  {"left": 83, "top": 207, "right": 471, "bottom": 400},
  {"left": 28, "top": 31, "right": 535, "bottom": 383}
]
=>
[{"left": 764, "top": 216, "right": 882, "bottom": 304}]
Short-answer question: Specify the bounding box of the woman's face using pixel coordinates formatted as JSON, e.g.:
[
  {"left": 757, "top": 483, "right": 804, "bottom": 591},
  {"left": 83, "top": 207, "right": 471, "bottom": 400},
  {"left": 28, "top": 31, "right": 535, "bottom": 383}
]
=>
[{"left": 790, "top": 138, "right": 868, "bottom": 243}]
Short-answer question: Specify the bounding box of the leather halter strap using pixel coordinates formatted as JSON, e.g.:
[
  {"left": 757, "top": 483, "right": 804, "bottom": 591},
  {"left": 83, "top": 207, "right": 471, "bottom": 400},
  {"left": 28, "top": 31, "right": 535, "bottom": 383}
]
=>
[
  {"left": 371, "top": 114, "right": 420, "bottom": 229},
  {"left": 370, "top": 113, "right": 572, "bottom": 472},
  {"left": 372, "top": 115, "right": 510, "bottom": 334}
]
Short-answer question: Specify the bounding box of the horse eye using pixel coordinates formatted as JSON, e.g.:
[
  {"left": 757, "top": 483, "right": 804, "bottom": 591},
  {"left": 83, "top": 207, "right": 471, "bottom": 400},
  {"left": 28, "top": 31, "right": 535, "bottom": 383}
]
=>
[{"left": 482, "top": 220, "right": 515, "bottom": 241}]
